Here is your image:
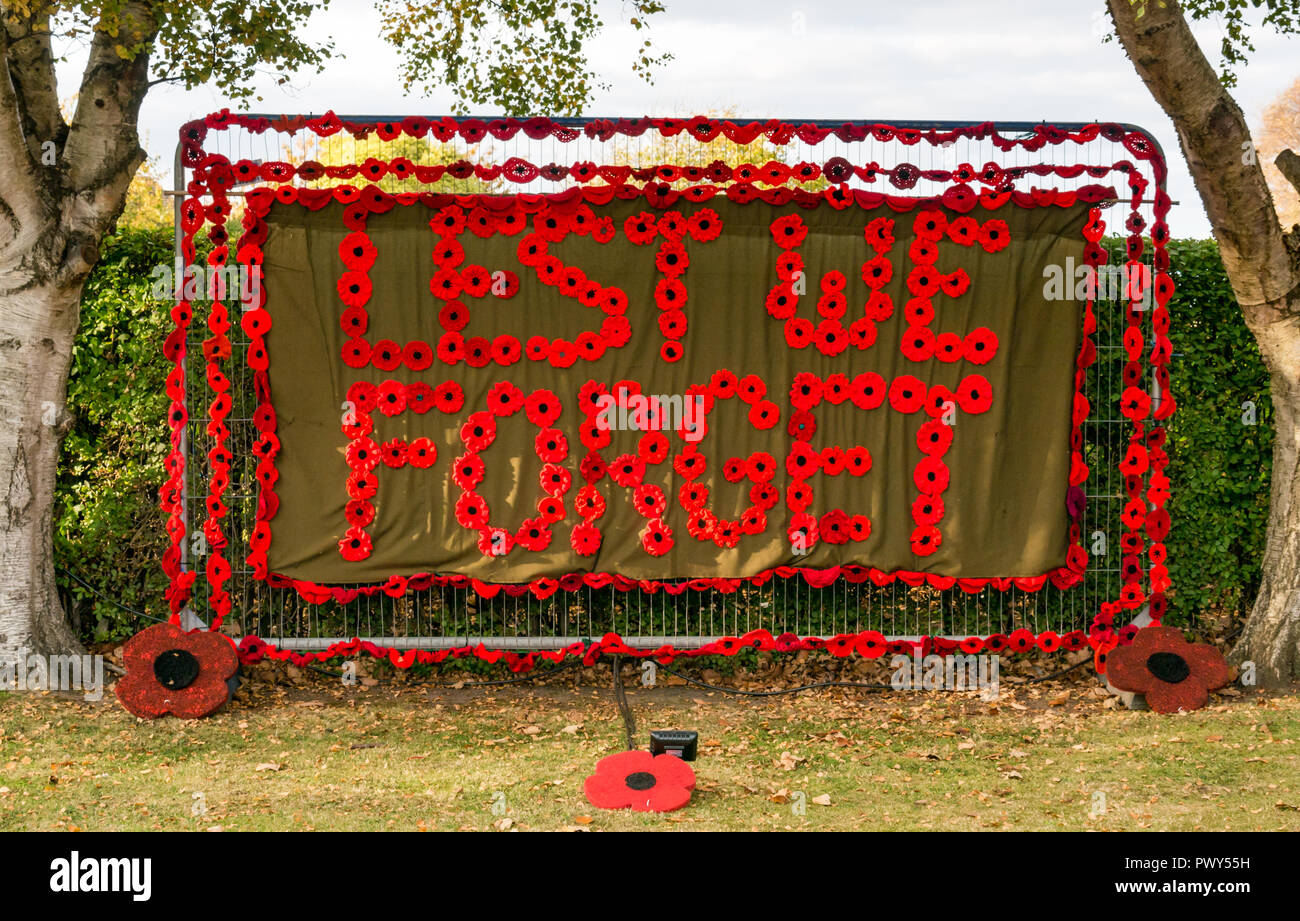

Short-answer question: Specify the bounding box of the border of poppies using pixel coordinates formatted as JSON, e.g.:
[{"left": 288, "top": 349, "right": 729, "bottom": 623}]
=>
[
  {"left": 239, "top": 625, "right": 1096, "bottom": 674},
  {"left": 200, "top": 147, "right": 1129, "bottom": 193},
  {"left": 169, "top": 114, "right": 1173, "bottom": 671}
]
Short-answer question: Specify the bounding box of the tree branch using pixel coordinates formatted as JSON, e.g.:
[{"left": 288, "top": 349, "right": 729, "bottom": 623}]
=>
[
  {"left": 1107, "top": 0, "right": 1300, "bottom": 309},
  {"left": 60, "top": 1, "right": 157, "bottom": 269},
  {"left": 0, "top": 30, "right": 46, "bottom": 232},
  {"left": 1278, "top": 149, "right": 1300, "bottom": 201},
  {"left": 4, "top": 3, "right": 66, "bottom": 164}
]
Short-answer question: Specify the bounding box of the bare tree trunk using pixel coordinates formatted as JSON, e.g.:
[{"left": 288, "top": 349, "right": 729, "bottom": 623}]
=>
[
  {"left": 1108, "top": 0, "right": 1300, "bottom": 685},
  {"left": 0, "top": 275, "right": 84, "bottom": 659},
  {"left": 0, "top": 3, "right": 155, "bottom": 666},
  {"left": 1232, "top": 304, "right": 1300, "bottom": 682}
]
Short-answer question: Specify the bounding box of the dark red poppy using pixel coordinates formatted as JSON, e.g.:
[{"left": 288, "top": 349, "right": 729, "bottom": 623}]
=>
[
  {"left": 116, "top": 623, "right": 239, "bottom": 719},
  {"left": 1105, "top": 626, "right": 1231, "bottom": 713},
  {"left": 787, "top": 411, "right": 816, "bottom": 441},
  {"left": 579, "top": 451, "right": 608, "bottom": 484}
]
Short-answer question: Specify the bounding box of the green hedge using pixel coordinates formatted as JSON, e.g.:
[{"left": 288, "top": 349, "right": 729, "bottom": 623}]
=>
[
  {"left": 1157, "top": 238, "right": 1274, "bottom": 622},
  {"left": 53, "top": 230, "right": 1273, "bottom": 642},
  {"left": 56, "top": 227, "right": 173, "bottom": 640}
]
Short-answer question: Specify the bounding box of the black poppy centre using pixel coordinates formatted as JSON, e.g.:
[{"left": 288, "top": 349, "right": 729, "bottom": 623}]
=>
[
  {"left": 1145, "top": 651, "right": 1190, "bottom": 684},
  {"left": 153, "top": 648, "right": 201, "bottom": 690},
  {"left": 625, "top": 771, "right": 657, "bottom": 791}
]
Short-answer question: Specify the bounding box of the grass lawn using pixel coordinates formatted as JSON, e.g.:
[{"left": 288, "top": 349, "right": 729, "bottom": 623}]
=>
[{"left": 2, "top": 662, "right": 1298, "bottom": 832}]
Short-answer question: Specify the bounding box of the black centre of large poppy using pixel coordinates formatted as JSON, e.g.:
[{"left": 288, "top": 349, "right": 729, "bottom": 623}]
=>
[
  {"left": 1146, "top": 651, "right": 1190, "bottom": 684},
  {"left": 153, "top": 649, "right": 200, "bottom": 690},
  {"left": 625, "top": 771, "right": 657, "bottom": 791}
]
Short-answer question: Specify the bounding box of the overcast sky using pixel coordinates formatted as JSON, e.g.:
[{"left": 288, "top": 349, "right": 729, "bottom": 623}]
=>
[{"left": 59, "top": 0, "right": 1300, "bottom": 239}]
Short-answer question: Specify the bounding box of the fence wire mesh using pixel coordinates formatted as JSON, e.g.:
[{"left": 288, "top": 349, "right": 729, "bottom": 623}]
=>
[{"left": 175, "top": 116, "right": 1162, "bottom": 651}]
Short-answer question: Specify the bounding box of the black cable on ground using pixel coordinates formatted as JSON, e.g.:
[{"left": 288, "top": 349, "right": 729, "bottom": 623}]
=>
[
  {"left": 56, "top": 567, "right": 170, "bottom": 624},
  {"left": 1003, "top": 656, "right": 1094, "bottom": 685}
]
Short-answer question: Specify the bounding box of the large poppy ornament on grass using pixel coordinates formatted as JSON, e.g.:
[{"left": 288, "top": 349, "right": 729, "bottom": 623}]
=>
[
  {"left": 115, "top": 623, "right": 240, "bottom": 719},
  {"left": 584, "top": 750, "right": 696, "bottom": 812},
  {"left": 1104, "top": 626, "right": 1231, "bottom": 714}
]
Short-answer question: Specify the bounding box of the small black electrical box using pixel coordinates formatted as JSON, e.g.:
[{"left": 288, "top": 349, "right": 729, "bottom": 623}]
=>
[{"left": 650, "top": 729, "right": 699, "bottom": 761}]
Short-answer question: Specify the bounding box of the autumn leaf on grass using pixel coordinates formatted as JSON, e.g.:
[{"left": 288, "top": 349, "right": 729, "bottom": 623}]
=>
[{"left": 777, "top": 750, "right": 803, "bottom": 771}]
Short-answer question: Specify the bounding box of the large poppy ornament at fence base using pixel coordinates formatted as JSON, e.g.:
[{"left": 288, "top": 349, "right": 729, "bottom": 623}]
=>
[
  {"left": 584, "top": 750, "right": 696, "bottom": 813},
  {"left": 1103, "top": 626, "right": 1231, "bottom": 714},
  {"left": 115, "top": 623, "right": 240, "bottom": 719}
]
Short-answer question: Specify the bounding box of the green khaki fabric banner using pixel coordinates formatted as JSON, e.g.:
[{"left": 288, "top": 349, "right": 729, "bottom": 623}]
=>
[{"left": 261, "top": 197, "right": 1086, "bottom": 585}]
